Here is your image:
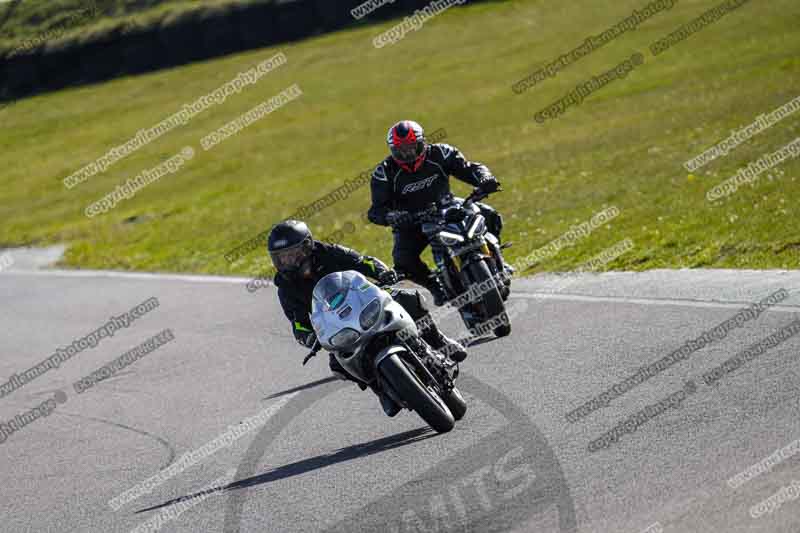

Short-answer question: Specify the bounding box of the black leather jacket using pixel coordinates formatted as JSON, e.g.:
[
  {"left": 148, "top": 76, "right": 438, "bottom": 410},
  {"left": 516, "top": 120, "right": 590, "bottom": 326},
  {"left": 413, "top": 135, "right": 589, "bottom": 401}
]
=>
[{"left": 367, "top": 143, "right": 497, "bottom": 226}]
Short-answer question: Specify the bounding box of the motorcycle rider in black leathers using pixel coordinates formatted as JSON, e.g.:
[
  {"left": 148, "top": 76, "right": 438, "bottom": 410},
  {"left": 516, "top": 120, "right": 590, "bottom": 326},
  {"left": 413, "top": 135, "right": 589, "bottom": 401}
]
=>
[
  {"left": 267, "top": 220, "right": 467, "bottom": 417},
  {"left": 367, "top": 120, "right": 509, "bottom": 306}
]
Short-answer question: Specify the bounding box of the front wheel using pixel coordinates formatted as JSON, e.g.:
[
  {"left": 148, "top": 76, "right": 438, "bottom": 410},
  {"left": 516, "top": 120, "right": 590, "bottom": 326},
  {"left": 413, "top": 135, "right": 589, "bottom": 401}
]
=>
[
  {"left": 379, "top": 353, "right": 454, "bottom": 433},
  {"left": 464, "top": 260, "right": 509, "bottom": 337},
  {"left": 442, "top": 386, "right": 467, "bottom": 421}
]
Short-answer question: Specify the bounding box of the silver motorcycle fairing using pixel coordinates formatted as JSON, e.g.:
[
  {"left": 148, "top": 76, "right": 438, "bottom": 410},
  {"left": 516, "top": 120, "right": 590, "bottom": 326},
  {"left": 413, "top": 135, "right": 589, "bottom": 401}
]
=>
[
  {"left": 373, "top": 345, "right": 407, "bottom": 370},
  {"left": 309, "top": 271, "right": 418, "bottom": 384}
]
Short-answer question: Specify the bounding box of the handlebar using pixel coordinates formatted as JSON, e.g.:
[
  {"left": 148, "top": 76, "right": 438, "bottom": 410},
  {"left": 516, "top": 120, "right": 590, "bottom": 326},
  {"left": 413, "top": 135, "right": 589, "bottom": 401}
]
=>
[
  {"left": 466, "top": 185, "right": 503, "bottom": 204},
  {"left": 387, "top": 187, "right": 501, "bottom": 229},
  {"left": 465, "top": 188, "right": 489, "bottom": 205}
]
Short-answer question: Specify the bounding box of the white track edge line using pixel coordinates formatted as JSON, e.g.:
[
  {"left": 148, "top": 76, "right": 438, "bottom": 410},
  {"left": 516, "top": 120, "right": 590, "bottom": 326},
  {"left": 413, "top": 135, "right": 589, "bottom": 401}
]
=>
[
  {"left": 511, "top": 292, "right": 800, "bottom": 313},
  {"left": 5, "top": 269, "right": 800, "bottom": 312}
]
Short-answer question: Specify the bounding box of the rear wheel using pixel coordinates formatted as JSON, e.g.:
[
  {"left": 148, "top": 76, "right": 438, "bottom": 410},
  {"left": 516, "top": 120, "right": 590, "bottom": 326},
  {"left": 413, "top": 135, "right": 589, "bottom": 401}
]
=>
[
  {"left": 379, "top": 353, "right": 454, "bottom": 433},
  {"left": 442, "top": 386, "right": 467, "bottom": 421}
]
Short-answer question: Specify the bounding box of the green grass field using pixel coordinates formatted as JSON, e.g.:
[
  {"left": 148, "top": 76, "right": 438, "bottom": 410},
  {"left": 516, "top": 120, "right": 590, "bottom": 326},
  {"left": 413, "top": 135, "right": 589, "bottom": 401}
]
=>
[{"left": 1, "top": 0, "right": 798, "bottom": 277}]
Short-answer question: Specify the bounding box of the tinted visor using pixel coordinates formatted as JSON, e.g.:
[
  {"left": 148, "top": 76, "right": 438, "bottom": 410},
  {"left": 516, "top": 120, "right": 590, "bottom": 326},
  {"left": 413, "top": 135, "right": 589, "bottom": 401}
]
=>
[
  {"left": 391, "top": 141, "right": 424, "bottom": 164},
  {"left": 270, "top": 240, "right": 312, "bottom": 273}
]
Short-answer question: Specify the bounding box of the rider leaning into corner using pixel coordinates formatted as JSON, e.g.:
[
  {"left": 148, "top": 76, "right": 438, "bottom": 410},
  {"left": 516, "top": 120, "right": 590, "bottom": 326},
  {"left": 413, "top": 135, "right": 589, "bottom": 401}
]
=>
[
  {"left": 267, "top": 220, "right": 467, "bottom": 416},
  {"left": 367, "top": 120, "right": 512, "bottom": 306}
]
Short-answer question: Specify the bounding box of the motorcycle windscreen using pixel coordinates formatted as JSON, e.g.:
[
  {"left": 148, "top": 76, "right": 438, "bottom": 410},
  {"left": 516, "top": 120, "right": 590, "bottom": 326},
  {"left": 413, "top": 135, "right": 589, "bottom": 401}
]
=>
[{"left": 312, "top": 271, "right": 362, "bottom": 313}]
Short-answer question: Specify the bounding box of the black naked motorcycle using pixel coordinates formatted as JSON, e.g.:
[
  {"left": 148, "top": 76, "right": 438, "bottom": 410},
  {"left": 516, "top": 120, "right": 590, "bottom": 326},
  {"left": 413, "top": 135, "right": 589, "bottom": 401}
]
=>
[{"left": 398, "top": 188, "right": 513, "bottom": 337}]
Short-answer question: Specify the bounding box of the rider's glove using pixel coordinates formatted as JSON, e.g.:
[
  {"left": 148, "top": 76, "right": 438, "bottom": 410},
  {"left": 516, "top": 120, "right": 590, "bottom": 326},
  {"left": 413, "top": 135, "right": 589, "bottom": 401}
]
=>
[
  {"left": 296, "top": 330, "right": 317, "bottom": 348},
  {"left": 386, "top": 210, "right": 412, "bottom": 228},
  {"left": 377, "top": 269, "right": 399, "bottom": 286},
  {"left": 478, "top": 179, "right": 500, "bottom": 194}
]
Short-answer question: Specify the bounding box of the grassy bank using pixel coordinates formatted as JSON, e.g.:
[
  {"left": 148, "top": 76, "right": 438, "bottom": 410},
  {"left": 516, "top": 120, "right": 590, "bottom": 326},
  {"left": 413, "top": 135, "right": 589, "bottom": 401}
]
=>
[
  {"left": 0, "top": 0, "right": 798, "bottom": 276},
  {"left": 0, "top": 0, "right": 237, "bottom": 46}
]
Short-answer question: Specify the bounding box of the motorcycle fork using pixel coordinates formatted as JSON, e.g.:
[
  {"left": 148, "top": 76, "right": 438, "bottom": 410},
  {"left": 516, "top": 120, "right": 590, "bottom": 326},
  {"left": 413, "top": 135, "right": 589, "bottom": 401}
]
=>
[
  {"left": 400, "top": 344, "right": 451, "bottom": 394},
  {"left": 431, "top": 245, "right": 461, "bottom": 298}
]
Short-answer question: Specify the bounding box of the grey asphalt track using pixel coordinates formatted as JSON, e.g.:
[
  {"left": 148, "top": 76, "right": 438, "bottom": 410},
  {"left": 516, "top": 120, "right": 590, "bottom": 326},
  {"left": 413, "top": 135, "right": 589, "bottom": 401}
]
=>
[{"left": 1, "top": 267, "right": 800, "bottom": 533}]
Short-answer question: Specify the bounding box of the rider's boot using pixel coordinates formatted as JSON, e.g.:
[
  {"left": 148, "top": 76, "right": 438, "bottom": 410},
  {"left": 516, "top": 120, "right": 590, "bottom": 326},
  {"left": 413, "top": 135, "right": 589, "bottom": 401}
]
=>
[
  {"left": 493, "top": 242, "right": 515, "bottom": 279},
  {"left": 404, "top": 333, "right": 458, "bottom": 375},
  {"left": 424, "top": 275, "right": 448, "bottom": 307},
  {"left": 492, "top": 246, "right": 513, "bottom": 299},
  {"left": 420, "top": 319, "right": 468, "bottom": 363},
  {"left": 501, "top": 263, "right": 513, "bottom": 298}
]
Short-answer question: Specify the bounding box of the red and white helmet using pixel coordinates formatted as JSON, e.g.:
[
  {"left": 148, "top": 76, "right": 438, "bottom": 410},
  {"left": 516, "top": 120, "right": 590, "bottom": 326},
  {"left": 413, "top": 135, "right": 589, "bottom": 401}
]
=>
[{"left": 387, "top": 120, "right": 426, "bottom": 172}]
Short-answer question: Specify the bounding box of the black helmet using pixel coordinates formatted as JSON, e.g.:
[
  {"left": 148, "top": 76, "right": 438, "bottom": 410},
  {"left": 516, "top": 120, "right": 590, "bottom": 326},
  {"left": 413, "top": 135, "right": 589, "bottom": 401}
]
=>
[{"left": 268, "top": 220, "right": 314, "bottom": 274}]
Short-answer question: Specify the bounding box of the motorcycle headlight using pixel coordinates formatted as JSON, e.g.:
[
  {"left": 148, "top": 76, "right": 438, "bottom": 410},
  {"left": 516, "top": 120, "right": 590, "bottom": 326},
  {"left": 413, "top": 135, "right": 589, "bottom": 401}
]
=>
[
  {"left": 467, "top": 217, "right": 486, "bottom": 239},
  {"left": 359, "top": 298, "right": 382, "bottom": 330},
  {"left": 438, "top": 231, "right": 465, "bottom": 246},
  {"left": 330, "top": 328, "right": 361, "bottom": 348}
]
